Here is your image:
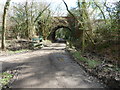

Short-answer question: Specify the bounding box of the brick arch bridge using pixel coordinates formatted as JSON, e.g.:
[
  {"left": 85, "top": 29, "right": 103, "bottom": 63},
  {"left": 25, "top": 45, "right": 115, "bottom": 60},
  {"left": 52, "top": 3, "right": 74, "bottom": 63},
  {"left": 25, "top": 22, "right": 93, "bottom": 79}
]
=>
[
  {"left": 48, "top": 16, "right": 76, "bottom": 42},
  {"left": 48, "top": 25, "right": 72, "bottom": 42}
]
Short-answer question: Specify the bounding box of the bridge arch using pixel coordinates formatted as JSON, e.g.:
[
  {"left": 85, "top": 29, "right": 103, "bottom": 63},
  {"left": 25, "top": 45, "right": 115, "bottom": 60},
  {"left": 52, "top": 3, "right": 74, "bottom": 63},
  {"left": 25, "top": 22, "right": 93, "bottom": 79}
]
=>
[{"left": 48, "top": 25, "right": 72, "bottom": 42}]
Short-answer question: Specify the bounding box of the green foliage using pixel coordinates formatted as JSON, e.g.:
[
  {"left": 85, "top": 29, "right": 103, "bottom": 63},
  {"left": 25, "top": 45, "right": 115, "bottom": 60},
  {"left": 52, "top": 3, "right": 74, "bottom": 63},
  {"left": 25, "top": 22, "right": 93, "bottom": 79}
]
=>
[
  {"left": 0, "top": 72, "right": 13, "bottom": 88},
  {"left": 38, "top": 13, "right": 53, "bottom": 40},
  {"left": 10, "top": 1, "right": 52, "bottom": 39},
  {"left": 8, "top": 49, "right": 30, "bottom": 54},
  {"left": 113, "top": 67, "right": 120, "bottom": 71},
  {"left": 96, "top": 42, "right": 110, "bottom": 51},
  {"left": 72, "top": 50, "right": 101, "bottom": 68},
  {"left": 55, "top": 28, "right": 71, "bottom": 40},
  {"left": 72, "top": 49, "right": 101, "bottom": 68},
  {"left": 0, "top": 26, "right": 2, "bottom": 36},
  {"left": 92, "top": 1, "right": 119, "bottom": 58},
  {"left": 72, "top": 51, "right": 87, "bottom": 62},
  {"left": 87, "top": 60, "right": 101, "bottom": 68},
  {"left": 66, "top": 1, "right": 119, "bottom": 60}
]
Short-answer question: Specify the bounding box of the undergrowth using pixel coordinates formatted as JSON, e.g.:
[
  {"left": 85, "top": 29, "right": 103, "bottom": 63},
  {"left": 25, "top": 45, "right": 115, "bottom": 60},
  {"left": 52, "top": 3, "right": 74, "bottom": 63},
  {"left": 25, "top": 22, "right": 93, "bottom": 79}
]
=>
[
  {"left": 0, "top": 72, "right": 13, "bottom": 88},
  {"left": 72, "top": 51, "right": 102, "bottom": 68}
]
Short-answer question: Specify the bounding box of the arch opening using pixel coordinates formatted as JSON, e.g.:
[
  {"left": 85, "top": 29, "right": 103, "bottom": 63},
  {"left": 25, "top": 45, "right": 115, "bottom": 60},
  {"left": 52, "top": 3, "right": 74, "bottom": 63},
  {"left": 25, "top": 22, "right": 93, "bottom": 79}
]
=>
[{"left": 49, "top": 25, "right": 72, "bottom": 42}]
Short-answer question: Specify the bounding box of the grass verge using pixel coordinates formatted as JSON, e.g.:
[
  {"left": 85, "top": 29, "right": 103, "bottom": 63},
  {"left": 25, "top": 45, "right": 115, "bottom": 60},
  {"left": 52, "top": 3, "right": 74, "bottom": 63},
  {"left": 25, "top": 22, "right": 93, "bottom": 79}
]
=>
[
  {"left": 71, "top": 51, "right": 101, "bottom": 69},
  {"left": 8, "top": 49, "right": 30, "bottom": 54},
  {"left": 68, "top": 48, "right": 120, "bottom": 88},
  {"left": 0, "top": 72, "right": 13, "bottom": 88}
]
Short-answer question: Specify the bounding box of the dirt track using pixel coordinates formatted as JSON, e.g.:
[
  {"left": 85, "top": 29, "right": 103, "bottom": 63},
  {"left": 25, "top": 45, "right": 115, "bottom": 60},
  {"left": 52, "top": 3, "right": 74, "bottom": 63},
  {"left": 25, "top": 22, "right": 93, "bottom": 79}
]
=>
[{"left": 0, "top": 43, "right": 105, "bottom": 88}]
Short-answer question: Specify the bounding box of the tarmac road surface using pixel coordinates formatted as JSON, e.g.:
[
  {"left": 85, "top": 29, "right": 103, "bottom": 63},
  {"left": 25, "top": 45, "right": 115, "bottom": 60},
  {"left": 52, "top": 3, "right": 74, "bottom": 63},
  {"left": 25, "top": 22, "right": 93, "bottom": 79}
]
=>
[{"left": 0, "top": 43, "right": 105, "bottom": 88}]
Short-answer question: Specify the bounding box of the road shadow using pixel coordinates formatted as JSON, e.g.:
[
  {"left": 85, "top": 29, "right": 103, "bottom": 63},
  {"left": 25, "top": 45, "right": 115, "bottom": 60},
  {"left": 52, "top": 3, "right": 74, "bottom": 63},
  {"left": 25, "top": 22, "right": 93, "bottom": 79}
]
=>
[{"left": 1, "top": 50, "right": 105, "bottom": 88}]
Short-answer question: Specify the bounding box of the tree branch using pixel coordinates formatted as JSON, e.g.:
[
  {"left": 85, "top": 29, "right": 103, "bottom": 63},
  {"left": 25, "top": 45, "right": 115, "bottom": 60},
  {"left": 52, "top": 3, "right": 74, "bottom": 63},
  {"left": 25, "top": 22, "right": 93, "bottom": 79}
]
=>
[
  {"left": 34, "top": 4, "right": 50, "bottom": 23},
  {"left": 93, "top": 0, "right": 107, "bottom": 24}
]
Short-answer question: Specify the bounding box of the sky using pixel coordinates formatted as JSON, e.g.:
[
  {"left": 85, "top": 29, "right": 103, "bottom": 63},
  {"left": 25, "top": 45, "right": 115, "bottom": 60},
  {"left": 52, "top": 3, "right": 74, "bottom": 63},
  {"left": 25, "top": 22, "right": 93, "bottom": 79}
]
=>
[
  {"left": 0, "top": 0, "right": 78, "bottom": 17},
  {"left": 0, "top": 0, "right": 119, "bottom": 9},
  {"left": 0, "top": 0, "right": 119, "bottom": 17}
]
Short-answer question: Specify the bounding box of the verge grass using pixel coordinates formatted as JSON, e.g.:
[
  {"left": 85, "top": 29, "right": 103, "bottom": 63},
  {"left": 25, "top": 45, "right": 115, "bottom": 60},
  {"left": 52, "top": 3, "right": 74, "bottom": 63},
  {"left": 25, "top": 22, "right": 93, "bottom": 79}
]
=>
[
  {"left": 0, "top": 72, "right": 13, "bottom": 88},
  {"left": 71, "top": 51, "right": 102, "bottom": 68}
]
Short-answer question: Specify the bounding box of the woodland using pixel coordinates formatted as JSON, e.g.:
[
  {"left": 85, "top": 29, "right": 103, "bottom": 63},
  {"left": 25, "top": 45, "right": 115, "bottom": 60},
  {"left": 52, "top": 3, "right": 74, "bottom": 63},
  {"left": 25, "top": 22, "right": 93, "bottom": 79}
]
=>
[{"left": 0, "top": 0, "right": 120, "bottom": 88}]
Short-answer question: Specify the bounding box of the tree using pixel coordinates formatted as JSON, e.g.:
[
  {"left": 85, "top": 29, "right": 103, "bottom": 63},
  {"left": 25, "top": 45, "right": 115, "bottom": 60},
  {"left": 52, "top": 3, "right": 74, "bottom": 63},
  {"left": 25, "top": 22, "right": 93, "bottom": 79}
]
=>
[
  {"left": 25, "top": 0, "right": 29, "bottom": 39},
  {"left": 11, "top": 1, "right": 51, "bottom": 40},
  {"left": 93, "top": 0, "right": 107, "bottom": 24},
  {"left": 1, "top": 0, "right": 11, "bottom": 50},
  {"left": 63, "top": 0, "right": 95, "bottom": 53}
]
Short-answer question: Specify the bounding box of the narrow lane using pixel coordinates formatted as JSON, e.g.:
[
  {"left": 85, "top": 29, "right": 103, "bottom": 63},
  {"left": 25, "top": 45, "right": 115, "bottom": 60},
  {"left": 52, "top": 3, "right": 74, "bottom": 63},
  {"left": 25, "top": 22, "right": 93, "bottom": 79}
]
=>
[{"left": 0, "top": 43, "right": 105, "bottom": 88}]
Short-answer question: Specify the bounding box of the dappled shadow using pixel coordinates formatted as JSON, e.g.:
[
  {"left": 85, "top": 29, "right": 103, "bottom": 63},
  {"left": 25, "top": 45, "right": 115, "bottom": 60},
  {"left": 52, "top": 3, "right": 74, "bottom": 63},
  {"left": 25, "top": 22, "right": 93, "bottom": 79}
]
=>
[
  {"left": 1, "top": 61, "right": 25, "bottom": 72},
  {"left": 1, "top": 48, "right": 105, "bottom": 88}
]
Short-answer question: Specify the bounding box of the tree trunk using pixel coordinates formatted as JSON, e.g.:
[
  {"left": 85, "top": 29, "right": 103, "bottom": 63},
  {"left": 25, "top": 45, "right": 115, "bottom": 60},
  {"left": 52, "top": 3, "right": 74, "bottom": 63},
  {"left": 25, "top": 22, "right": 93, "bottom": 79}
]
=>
[
  {"left": 25, "top": 0, "right": 29, "bottom": 39},
  {"left": 82, "top": 30, "right": 85, "bottom": 53},
  {"left": 1, "top": 0, "right": 11, "bottom": 50},
  {"left": 81, "top": 0, "right": 86, "bottom": 53}
]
